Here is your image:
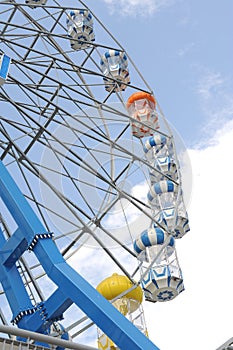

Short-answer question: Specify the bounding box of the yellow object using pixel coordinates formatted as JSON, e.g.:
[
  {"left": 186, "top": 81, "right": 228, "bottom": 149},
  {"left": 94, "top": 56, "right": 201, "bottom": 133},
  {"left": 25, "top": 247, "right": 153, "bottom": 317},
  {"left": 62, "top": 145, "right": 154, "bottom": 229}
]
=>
[
  {"left": 112, "top": 298, "right": 128, "bottom": 316},
  {"left": 96, "top": 274, "right": 145, "bottom": 349},
  {"left": 96, "top": 273, "right": 143, "bottom": 304},
  {"left": 98, "top": 334, "right": 117, "bottom": 350}
]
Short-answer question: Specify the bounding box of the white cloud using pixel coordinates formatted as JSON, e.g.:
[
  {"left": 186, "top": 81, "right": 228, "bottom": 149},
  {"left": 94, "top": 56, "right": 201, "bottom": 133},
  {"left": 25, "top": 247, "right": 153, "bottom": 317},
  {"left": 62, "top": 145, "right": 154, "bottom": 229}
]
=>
[
  {"left": 102, "top": 0, "right": 174, "bottom": 17},
  {"left": 197, "top": 71, "right": 225, "bottom": 100},
  {"left": 177, "top": 42, "right": 195, "bottom": 57},
  {"left": 196, "top": 69, "right": 233, "bottom": 147},
  {"left": 144, "top": 119, "right": 233, "bottom": 350}
]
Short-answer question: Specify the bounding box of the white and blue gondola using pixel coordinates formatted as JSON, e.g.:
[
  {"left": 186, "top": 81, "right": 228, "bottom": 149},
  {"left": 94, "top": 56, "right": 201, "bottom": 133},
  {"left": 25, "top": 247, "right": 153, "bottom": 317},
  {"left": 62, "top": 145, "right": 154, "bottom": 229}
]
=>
[
  {"left": 100, "top": 50, "right": 130, "bottom": 92},
  {"left": 134, "top": 226, "right": 184, "bottom": 302}
]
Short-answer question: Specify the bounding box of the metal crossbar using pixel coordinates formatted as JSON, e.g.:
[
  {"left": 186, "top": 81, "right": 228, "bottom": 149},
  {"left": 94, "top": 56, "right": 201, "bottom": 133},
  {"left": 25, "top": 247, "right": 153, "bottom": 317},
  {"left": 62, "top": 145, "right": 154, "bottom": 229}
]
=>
[{"left": 0, "top": 324, "right": 98, "bottom": 350}]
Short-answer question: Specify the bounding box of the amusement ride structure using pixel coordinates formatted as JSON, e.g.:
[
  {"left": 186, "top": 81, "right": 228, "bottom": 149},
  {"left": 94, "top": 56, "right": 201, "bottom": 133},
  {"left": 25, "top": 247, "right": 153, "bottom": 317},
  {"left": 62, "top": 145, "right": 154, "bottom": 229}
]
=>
[{"left": 0, "top": 1, "right": 190, "bottom": 349}]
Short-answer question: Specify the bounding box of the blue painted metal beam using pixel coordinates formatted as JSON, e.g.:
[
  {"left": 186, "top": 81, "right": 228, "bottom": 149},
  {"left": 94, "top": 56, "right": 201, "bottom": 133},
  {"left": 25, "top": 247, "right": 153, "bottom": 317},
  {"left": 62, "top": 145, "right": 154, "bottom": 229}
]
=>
[
  {"left": 0, "top": 160, "right": 160, "bottom": 350},
  {"left": 23, "top": 288, "right": 72, "bottom": 333},
  {"left": 0, "top": 227, "right": 28, "bottom": 267},
  {"left": 0, "top": 162, "right": 47, "bottom": 243},
  {"left": 41, "top": 288, "right": 72, "bottom": 322},
  {"left": 0, "top": 227, "right": 34, "bottom": 320},
  {"left": 0, "top": 54, "right": 11, "bottom": 86}
]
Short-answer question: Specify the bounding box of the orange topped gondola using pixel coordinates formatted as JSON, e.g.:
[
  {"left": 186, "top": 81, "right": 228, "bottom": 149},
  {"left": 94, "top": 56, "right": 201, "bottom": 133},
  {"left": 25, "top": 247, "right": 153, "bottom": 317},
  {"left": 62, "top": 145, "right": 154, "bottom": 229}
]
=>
[
  {"left": 126, "top": 92, "right": 159, "bottom": 138},
  {"left": 126, "top": 92, "right": 156, "bottom": 108}
]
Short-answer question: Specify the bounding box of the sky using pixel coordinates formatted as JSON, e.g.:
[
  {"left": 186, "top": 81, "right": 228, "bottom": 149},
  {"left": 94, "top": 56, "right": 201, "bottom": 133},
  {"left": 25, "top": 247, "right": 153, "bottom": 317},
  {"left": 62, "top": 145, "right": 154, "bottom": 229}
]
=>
[
  {"left": 81, "top": 1, "right": 233, "bottom": 349},
  {"left": 1, "top": 1, "right": 233, "bottom": 350}
]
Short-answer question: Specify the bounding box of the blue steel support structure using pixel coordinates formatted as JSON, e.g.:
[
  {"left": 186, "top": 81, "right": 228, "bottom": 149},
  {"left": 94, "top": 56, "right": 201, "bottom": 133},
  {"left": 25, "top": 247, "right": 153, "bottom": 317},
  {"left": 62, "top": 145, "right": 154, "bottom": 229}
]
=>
[
  {"left": 0, "top": 54, "right": 11, "bottom": 86},
  {"left": 0, "top": 160, "right": 160, "bottom": 350}
]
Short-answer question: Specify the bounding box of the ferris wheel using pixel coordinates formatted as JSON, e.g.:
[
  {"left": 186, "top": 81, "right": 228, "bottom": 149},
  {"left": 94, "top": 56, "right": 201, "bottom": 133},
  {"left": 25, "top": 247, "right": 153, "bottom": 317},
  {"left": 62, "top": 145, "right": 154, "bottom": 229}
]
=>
[{"left": 0, "top": 1, "right": 190, "bottom": 350}]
